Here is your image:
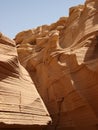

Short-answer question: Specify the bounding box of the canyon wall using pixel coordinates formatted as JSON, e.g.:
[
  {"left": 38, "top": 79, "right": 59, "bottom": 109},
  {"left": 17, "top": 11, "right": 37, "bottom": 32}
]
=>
[
  {"left": 0, "top": 33, "right": 51, "bottom": 129},
  {"left": 0, "top": 0, "right": 98, "bottom": 130},
  {"left": 14, "top": 0, "right": 98, "bottom": 130}
]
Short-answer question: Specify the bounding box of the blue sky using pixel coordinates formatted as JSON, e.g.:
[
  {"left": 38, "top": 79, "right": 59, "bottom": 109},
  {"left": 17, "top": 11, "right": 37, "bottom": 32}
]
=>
[{"left": 0, "top": 0, "right": 85, "bottom": 39}]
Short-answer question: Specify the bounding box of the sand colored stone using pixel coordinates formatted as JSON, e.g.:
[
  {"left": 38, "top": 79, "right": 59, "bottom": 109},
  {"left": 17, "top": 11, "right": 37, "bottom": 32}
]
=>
[
  {"left": 0, "top": 0, "right": 98, "bottom": 130},
  {"left": 0, "top": 33, "right": 51, "bottom": 129},
  {"left": 14, "top": 0, "right": 98, "bottom": 129}
]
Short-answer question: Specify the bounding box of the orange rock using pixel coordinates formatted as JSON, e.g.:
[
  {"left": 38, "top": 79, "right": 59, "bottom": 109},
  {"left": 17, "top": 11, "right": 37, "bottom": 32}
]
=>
[
  {"left": 0, "top": 33, "right": 51, "bottom": 129},
  {"left": 1, "top": 0, "right": 98, "bottom": 129}
]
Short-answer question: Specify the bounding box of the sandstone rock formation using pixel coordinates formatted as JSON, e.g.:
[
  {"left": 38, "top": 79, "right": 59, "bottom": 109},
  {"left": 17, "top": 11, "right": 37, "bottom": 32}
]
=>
[
  {"left": 14, "top": 0, "right": 98, "bottom": 130},
  {"left": 0, "top": 33, "right": 51, "bottom": 129},
  {"left": 0, "top": 0, "right": 98, "bottom": 130}
]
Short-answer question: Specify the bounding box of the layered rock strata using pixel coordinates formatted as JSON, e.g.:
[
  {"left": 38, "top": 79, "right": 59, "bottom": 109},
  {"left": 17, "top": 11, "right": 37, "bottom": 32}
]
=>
[
  {"left": 1, "top": 0, "right": 98, "bottom": 130},
  {"left": 0, "top": 33, "right": 51, "bottom": 129},
  {"left": 14, "top": 0, "right": 98, "bottom": 129}
]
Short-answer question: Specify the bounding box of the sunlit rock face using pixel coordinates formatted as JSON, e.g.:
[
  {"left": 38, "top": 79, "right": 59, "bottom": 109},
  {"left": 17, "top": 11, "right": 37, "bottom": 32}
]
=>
[
  {"left": 14, "top": 0, "right": 98, "bottom": 130},
  {"left": 0, "top": 33, "right": 51, "bottom": 129}
]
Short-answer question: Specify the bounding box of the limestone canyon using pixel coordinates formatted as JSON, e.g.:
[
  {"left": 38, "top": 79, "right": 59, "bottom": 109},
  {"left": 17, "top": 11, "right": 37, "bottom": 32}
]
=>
[{"left": 0, "top": 0, "right": 98, "bottom": 130}]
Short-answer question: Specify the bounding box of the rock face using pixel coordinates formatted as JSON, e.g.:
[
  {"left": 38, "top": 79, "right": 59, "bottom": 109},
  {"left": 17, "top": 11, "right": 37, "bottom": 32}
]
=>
[
  {"left": 14, "top": 0, "right": 98, "bottom": 129},
  {"left": 0, "top": 33, "right": 51, "bottom": 129},
  {"left": 1, "top": 0, "right": 98, "bottom": 130}
]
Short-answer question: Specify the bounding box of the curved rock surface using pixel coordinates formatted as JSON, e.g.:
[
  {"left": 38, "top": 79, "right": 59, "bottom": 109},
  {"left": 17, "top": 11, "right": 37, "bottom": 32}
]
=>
[
  {"left": 1, "top": 0, "right": 98, "bottom": 130},
  {"left": 0, "top": 33, "right": 51, "bottom": 128},
  {"left": 14, "top": 0, "right": 98, "bottom": 129}
]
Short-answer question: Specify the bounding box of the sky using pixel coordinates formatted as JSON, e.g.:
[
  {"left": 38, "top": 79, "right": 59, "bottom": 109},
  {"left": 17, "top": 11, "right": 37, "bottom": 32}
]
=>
[{"left": 0, "top": 0, "right": 85, "bottom": 39}]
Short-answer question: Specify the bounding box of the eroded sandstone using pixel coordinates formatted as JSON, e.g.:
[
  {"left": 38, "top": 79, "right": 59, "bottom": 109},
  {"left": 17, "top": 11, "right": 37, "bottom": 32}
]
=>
[
  {"left": 0, "top": 0, "right": 98, "bottom": 130},
  {"left": 14, "top": 0, "right": 98, "bottom": 129},
  {"left": 0, "top": 33, "right": 51, "bottom": 129}
]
